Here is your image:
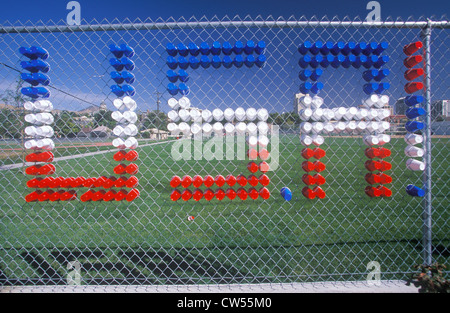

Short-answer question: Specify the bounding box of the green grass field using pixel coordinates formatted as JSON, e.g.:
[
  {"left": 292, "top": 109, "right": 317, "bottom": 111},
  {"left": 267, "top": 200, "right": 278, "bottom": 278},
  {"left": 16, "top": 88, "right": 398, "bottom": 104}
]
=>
[{"left": 0, "top": 135, "right": 448, "bottom": 285}]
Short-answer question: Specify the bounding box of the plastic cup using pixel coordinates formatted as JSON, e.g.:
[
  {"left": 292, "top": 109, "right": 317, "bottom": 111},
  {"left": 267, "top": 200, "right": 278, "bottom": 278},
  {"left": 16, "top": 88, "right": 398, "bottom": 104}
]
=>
[
  {"left": 224, "top": 108, "right": 234, "bottom": 122},
  {"left": 203, "top": 189, "right": 215, "bottom": 201},
  {"left": 363, "top": 135, "right": 379, "bottom": 146},
  {"left": 214, "top": 175, "right": 225, "bottom": 187},
  {"left": 378, "top": 185, "right": 392, "bottom": 197},
  {"left": 236, "top": 174, "right": 247, "bottom": 187},
  {"left": 226, "top": 175, "right": 236, "bottom": 187},
  {"left": 212, "top": 108, "right": 224, "bottom": 122},
  {"left": 226, "top": 188, "right": 237, "bottom": 200},
  {"left": 378, "top": 134, "right": 391, "bottom": 145},
  {"left": 403, "top": 41, "right": 423, "bottom": 55},
  {"left": 405, "top": 95, "right": 424, "bottom": 106},
  {"left": 333, "top": 107, "right": 346, "bottom": 120},
  {"left": 345, "top": 121, "right": 357, "bottom": 132},
  {"left": 258, "top": 174, "right": 270, "bottom": 186},
  {"left": 215, "top": 188, "right": 226, "bottom": 200},
  {"left": 405, "top": 121, "right": 425, "bottom": 133},
  {"left": 300, "top": 122, "right": 312, "bottom": 133},
  {"left": 125, "top": 163, "right": 139, "bottom": 175},
  {"left": 378, "top": 147, "right": 391, "bottom": 158},
  {"left": 311, "top": 134, "right": 324, "bottom": 146},
  {"left": 192, "top": 189, "right": 203, "bottom": 201},
  {"left": 257, "top": 108, "right": 269, "bottom": 121},
  {"left": 322, "top": 122, "right": 334, "bottom": 134},
  {"left": 311, "top": 109, "right": 323, "bottom": 122},
  {"left": 257, "top": 121, "right": 269, "bottom": 135},
  {"left": 313, "top": 186, "right": 326, "bottom": 199},
  {"left": 302, "top": 174, "right": 316, "bottom": 185},
  {"left": 404, "top": 145, "right": 424, "bottom": 157},
  {"left": 247, "top": 175, "right": 259, "bottom": 187},
  {"left": 379, "top": 173, "right": 392, "bottom": 184},
  {"left": 301, "top": 148, "right": 315, "bottom": 159},
  {"left": 365, "top": 186, "right": 381, "bottom": 197},
  {"left": 406, "top": 184, "right": 425, "bottom": 197},
  {"left": 365, "top": 160, "right": 382, "bottom": 172},
  {"left": 124, "top": 137, "right": 138, "bottom": 149},
  {"left": 300, "top": 134, "right": 313, "bottom": 146},
  {"left": 280, "top": 187, "right": 292, "bottom": 201},
  {"left": 302, "top": 187, "right": 316, "bottom": 199},
  {"left": 379, "top": 160, "right": 392, "bottom": 171},
  {"left": 365, "top": 173, "right": 381, "bottom": 185},
  {"left": 405, "top": 107, "right": 426, "bottom": 119},
  {"left": 302, "top": 161, "right": 315, "bottom": 172},
  {"left": 313, "top": 148, "right": 326, "bottom": 159},
  {"left": 299, "top": 108, "right": 313, "bottom": 121},
  {"left": 404, "top": 133, "right": 423, "bottom": 145},
  {"left": 405, "top": 82, "right": 424, "bottom": 94},
  {"left": 363, "top": 94, "right": 379, "bottom": 107},
  {"left": 406, "top": 159, "right": 426, "bottom": 171},
  {"left": 259, "top": 161, "right": 270, "bottom": 173},
  {"left": 247, "top": 123, "right": 258, "bottom": 136},
  {"left": 312, "top": 122, "right": 324, "bottom": 134},
  {"left": 404, "top": 55, "right": 422, "bottom": 68},
  {"left": 259, "top": 187, "right": 270, "bottom": 200},
  {"left": 224, "top": 123, "right": 235, "bottom": 135}
]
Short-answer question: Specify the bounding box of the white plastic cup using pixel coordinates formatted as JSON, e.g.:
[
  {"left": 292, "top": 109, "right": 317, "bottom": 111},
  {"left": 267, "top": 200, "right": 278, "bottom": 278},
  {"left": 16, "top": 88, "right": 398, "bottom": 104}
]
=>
[
  {"left": 178, "top": 96, "right": 191, "bottom": 109},
  {"left": 178, "top": 109, "right": 190, "bottom": 122},
  {"left": 355, "top": 108, "right": 368, "bottom": 120},
  {"left": 363, "top": 135, "right": 380, "bottom": 146},
  {"left": 246, "top": 108, "right": 257, "bottom": 121},
  {"left": 334, "top": 121, "right": 346, "bottom": 133},
  {"left": 367, "top": 109, "right": 379, "bottom": 120},
  {"left": 202, "top": 109, "right": 213, "bottom": 123},
  {"left": 168, "top": 98, "right": 179, "bottom": 110},
  {"left": 212, "top": 108, "right": 224, "bottom": 121},
  {"left": 378, "top": 134, "right": 391, "bottom": 145},
  {"left": 258, "top": 135, "right": 269, "bottom": 148},
  {"left": 404, "top": 133, "right": 424, "bottom": 145},
  {"left": 378, "top": 95, "right": 389, "bottom": 107},
  {"left": 379, "top": 121, "right": 390, "bottom": 132},
  {"left": 366, "top": 121, "right": 380, "bottom": 132},
  {"left": 24, "top": 101, "right": 35, "bottom": 111},
  {"left": 25, "top": 114, "right": 38, "bottom": 124},
  {"left": 179, "top": 122, "right": 191, "bottom": 136},
  {"left": 323, "top": 122, "right": 334, "bottom": 134},
  {"left": 112, "top": 138, "right": 126, "bottom": 149},
  {"left": 113, "top": 98, "right": 125, "bottom": 110},
  {"left": 191, "top": 123, "right": 202, "bottom": 135},
  {"left": 235, "top": 107, "right": 246, "bottom": 122},
  {"left": 24, "top": 126, "right": 37, "bottom": 136},
  {"left": 248, "top": 135, "right": 258, "bottom": 148},
  {"left": 299, "top": 108, "right": 313, "bottom": 120},
  {"left": 311, "top": 134, "right": 324, "bottom": 146},
  {"left": 257, "top": 121, "right": 269, "bottom": 135},
  {"left": 311, "top": 108, "right": 324, "bottom": 122},
  {"left": 363, "top": 94, "right": 379, "bottom": 107},
  {"left": 247, "top": 122, "right": 257, "bottom": 135},
  {"left": 167, "top": 123, "right": 180, "bottom": 135},
  {"left": 125, "top": 137, "right": 138, "bottom": 149},
  {"left": 345, "top": 121, "right": 357, "bottom": 132},
  {"left": 113, "top": 125, "right": 125, "bottom": 137},
  {"left": 311, "top": 96, "right": 324, "bottom": 108},
  {"left": 224, "top": 122, "right": 235, "bottom": 135},
  {"left": 311, "top": 122, "right": 324, "bottom": 134},
  {"left": 37, "top": 126, "right": 54, "bottom": 137},
  {"left": 257, "top": 108, "right": 269, "bottom": 121},
  {"left": 300, "top": 122, "right": 313, "bottom": 133},
  {"left": 24, "top": 139, "right": 38, "bottom": 150},
  {"left": 405, "top": 145, "right": 424, "bottom": 157},
  {"left": 406, "top": 158, "right": 426, "bottom": 171},
  {"left": 212, "top": 122, "right": 223, "bottom": 134},
  {"left": 123, "top": 124, "right": 138, "bottom": 136},
  {"left": 37, "top": 138, "right": 54, "bottom": 150},
  {"left": 378, "top": 109, "right": 391, "bottom": 120},
  {"left": 343, "top": 107, "right": 357, "bottom": 120},
  {"left": 167, "top": 110, "right": 180, "bottom": 122},
  {"left": 35, "top": 100, "right": 52, "bottom": 112},
  {"left": 333, "top": 107, "right": 346, "bottom": 120},
  {"left": 123, "top": 96, "right": 137, "bottom": 111},
  {"left": 300, "top": 95, "right": 312, "bottom": 107},
  {"left": 202, "top": 123, "right": 213, "bottom": 136},
  {"left": 123, "top": 111, "right": 137, "bottom": 123},
  {"left": 235, "top": 122, "right": 247, "bottom": 134},
  {"left": 36, "top": 113, "right": 54, "bottom": 125},
  {"left": 190, "top": 109, "right": 202, "bottom": 123},
  {"left": 356, "top": 121, "right": 367, "bottom": 132},
  {"left": 300, "top": 134, "right": 313, "bottom": 146},
  {"left": 111, "top": 111, "right": 126, "bottom": 123},
  {"left": 322, "top": 109, "right": 335, "bottom": 121},
  {"left": 224, "top": 108, "right": 235, "bottom": 122}
]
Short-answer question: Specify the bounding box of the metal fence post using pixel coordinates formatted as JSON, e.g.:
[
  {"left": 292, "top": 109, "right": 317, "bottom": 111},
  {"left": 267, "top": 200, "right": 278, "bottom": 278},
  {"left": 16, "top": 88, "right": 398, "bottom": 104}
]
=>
[{"left": 421, "top": 20, "right": 433, "bottom": 266}]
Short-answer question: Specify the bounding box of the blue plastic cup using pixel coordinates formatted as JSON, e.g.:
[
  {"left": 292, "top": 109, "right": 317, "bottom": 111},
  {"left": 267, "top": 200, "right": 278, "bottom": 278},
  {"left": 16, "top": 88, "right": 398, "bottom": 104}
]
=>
[
  {"left": 211, "top": 41, "right": 221, "bottom": 55},
  {"left": 299, "top": 69, "right": 312, "bottom": 81},
  {"left": 167, "top": 83, "right": 178, "bottom": 96},
  {"left": 166, "top": 43, "right": 177, "bottom": 56},
  {"left": 352, "top": 42, "right": 367, "bottom": 56},
  {"left": 373, "top": 42, "right": 388, "bottom": 55},
  {"left": 405, "top": 121, "right": 425, "bottom": 132},
  {"left": 406, "top": 184, "right": 425, "bottom": 197},
  {"left": 30, "top": 46, "right": 49, "bottom": 60},
  {"left": 311, "top": 82, "right": 324, "bottom": 94},
  {"left": 121, "top": 57, "right": 135, "bottom": 71},
  {"left": 341, "top": 42, "right": 356, "bottom": 56},
  {"left": 362, "top": 55, "right": 378, "bottom": 69},
  {"left": 363, "top": 83, "right": 379, "bottom": 95},
  {"left": 298, "top": 41, "right": 312, "bottom": 55},
  {"left": 376, "top": 82, "right": 390, "bottom": 93},
  {"left": 200, "top": 42, "right": 210, "bottom": 55},
  {"left": 177, "top": 56, "right": 189, "bottom": 70},
  {"left": 331, "top": 55, "right": 345, "bottom": 68},
  {"left": 178, "top": 69, "right": 189, "bottom": 82},
  {"left": 189, "top": 56, "right": 200, "bottom": 69},
  {"left": 255, "top": 55, "right": 266, "bottom": 68},
  {"left": 122, "top": 84, "right": 136, "bottom": 96},
  {"left": 120, "top": 44, "right": 135, "bottom": 58},
  {"left": 405, "top": 95, "right": 424, "bottom": 106},
  {"left": 375, "top": 69, "right": 390, "bottom": 81},
  {"left": 310, "top": 41, "right": 323, "bottom": 55},
  {"left": 280, "top": 187, "right": 292, "bottom": 201},
  {"left": 374, "top": 55, "right": 389, "bottom": 69},
  {"left": 109, "top": 44, "right": 123, "bottom": 58},
  {"left": 330, "top": 42, "right": 345, "bottom": 56},
  {"left": 406, "top": 107, "right": 426, "bottom": 119},
  {"left": 342, "top": 55, "right": 356, "bottom": 68},
  {"left": 244, "top": 55, "right": 255, "bottom": 68},
  {"left": 233, "top": 41, "right": 244, "bottom": 54},
  {"left": 111, "top": 85, "right": 125, "bottom": 97},
  {"left": 300, "top": 82, "right": 312, "bottom": 94},
  {"left": 19, "top": 47, "right": 34, "bottom": 59},
  {"left": 21, "top": 60, "right": 50, "bottom": 73},
  {"left": 244, "top": 40, "right": 255, "bottom": 55},
  {"left": 110, "top": 58, "right": 124, "bottom": 71},
  {"left": 166, "top": 56, "right": 178, "bottom": 69},
  {"left": 200, "top": 55, "right": 210, "bottom": 68},
  {"left": 179, "top": 83, "right": 189, "bottom": 95},
  {"left": 320, "top": 55, "right": 334, "bottom": 68},
  {"left": 363, "top": 69, "right": 378, "bottom": 82},
  {"left": 177, "top": 43, "right": 189, "bottom": 57},
  {"left": 21, "top": 73, "right": 50, "bottom": 86},
  {"left": 21, "top": 87, "right": 50, "bottom": 99},
  {"left": 111, "top": 71, "right": 124, "bottom": 84},
  {"left": 188, "top": 42, "right": 200, "bottom": 56},
  {"left": 222, "top": 55, "right": 233, "bottom": 68},
  {"left": 222, "top": 41, "right": 233, "bottom": 55},
  {"left": 255, "top": 41, "right": 266, "bottom": 54},
  {"left": 166, "top": 70, "right": 178, "bottom": 83},
  {"left": 122, "top": 71, "right": 135, "bottom": 84},
  {"left": 310, "top": 69, "right": 323, "bottom": 81},
  {"left": 310, "top": 55, "right": 324, "bottom": 68},
  {"left": 363, "top": 42, "right": 378, "bottom": 56},
  {"left": 353, "top": 55, "right": 367, "bottom": 69},
  {"left": 320, "top": 41, "right": 334, "bottom": 55},
  {"left": 234, "top": 55, "right": 244, "bottom": 68},
  {"left": 212, "top": 55, "right": 222, "bottom": 68},
  {"left": 298, "top": 55, "right": 312, "bottom": 68}
]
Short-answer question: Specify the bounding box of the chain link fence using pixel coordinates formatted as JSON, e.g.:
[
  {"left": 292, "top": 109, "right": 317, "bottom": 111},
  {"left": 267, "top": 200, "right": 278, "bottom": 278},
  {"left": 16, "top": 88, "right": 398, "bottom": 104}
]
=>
[{"left": 0, "top": 15, "right": 449, "bottom": 289}]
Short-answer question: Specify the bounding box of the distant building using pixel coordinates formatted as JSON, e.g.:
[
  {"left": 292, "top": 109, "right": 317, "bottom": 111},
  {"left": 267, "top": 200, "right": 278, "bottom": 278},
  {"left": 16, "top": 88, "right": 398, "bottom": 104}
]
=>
[
  {"left": 431, "top": 100, "right": 449, "bottom": 120},
  {"left": 90, "top": 126, "right": 111, "bottom": 138},
  {"left": 77, "top": 101, "right": 107, "bottom": 116},
  {"left": 293, "top": 93, "right": 307, "bottom": 113}
]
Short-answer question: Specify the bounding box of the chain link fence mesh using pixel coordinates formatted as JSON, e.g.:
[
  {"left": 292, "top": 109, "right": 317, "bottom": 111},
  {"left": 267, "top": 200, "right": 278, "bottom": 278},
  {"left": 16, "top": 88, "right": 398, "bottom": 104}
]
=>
[{"left": 0, "top": 15, "right": 449, "bottom": 289}]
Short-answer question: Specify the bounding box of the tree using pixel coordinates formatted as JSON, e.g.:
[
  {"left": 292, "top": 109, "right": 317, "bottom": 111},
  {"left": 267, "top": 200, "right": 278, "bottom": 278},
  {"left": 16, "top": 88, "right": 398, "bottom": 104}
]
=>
[{"left": 54, "top": 111, "right": 81, "bottom": 138}]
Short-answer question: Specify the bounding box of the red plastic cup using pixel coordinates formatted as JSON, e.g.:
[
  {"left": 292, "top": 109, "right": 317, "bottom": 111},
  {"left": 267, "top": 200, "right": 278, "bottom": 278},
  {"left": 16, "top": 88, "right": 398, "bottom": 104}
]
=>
[
  {"left": 247, "top": 161, "right": 259, "bottom": 173},
  {"left": 379, "top": 160, "right": 392, "bottom": 171},
  {"left": 26, "top": 151, "right": 54, "bottom": 162},
  {"left": 215, "top": 188, "right": 226, "bottom": 200},
  {"left": 259, "top": 187, "right": 270, "bottom": 200},
  {"left": 365, "top": 173, "right": 381, "bottom": 185},
  {"left": 226, "top": 174, "right": 236, "bottom": 187},
  {"left": 247, "top": 148, "right": 258, "bottom": 160},
  {"left": 226, "top": 188, "right": 237, "bottom": 200},
  {"left": 170, "top": 189, "right": 182, "bottom": 201},
  {"left": 92, "top": 190, "right": 105, "bottom": 201},
  {"left": 236, "top": 174, "right": 247, "bottom": 187},
  {"left": 302, "top": 161, "right": 315, "bottom": 172},
  {"left": 365, "top": 147, "right": 380, "bottom": 159},
  {"left": 204, "top": 188, "right": 215, "bottom": 201},
  {"left": 181, "top": 175, "right": 192, "bottom": 188},
  {"left": 83, "top": 177, "right": 97, "bottom": 188},
  {"left": 302, "top": 187, "right": 316, "bottom": 199},
  {"left": 61, "top": 190, "right": 77, "bottom": 201},
  {"left": 49, "top": 176, "right": 64, "bottom": 188},
  {"left": 115, "top": 189, "right": 128, "bottom": 201},
  {"left": 259, "top": 149, "right": 270, "bottom": 161},
  {"left": 313, "top": 186, "right": 326, "bottom": 199},
  {"left": 403, "top": 41, "right": 423, "bottom": 55},
  {"left": 38, "top": 177, "right": 53, "bottom": 188},
  {"left": 405, "top": 82, "right": 424, "bottom": 94},
  {"left": 38, "top": 190, "right": 53, "bottom": 201},
  {"left": 403, "top": 55, "right": 422, "bottom": 68},
  {"left": 25, "top": 165, "right": 39, "bottom": 175},
  {"left": 192, "top": 189, "right": 203, "bottom": 201},
  {"left": 126, "top": 163, "right": 138, "bottom": 175},
  {"left": 404, "top": 68, "right": 424, "bottom": 81},
  {"left": 103, "top": 176, "right": 117, "bottom": 189},
  {"left": 25, "top": 153, "right": 37, "bottom": 163},
  {"left": 192, "top": 175, "right": 203, "bottom": 188},
  {"left": 80, "top": 190, "right": 94, "bottom": 202},
  {"left": 365, "top": 186, "right": 382, "bottom": 197},
  {"left": 181, "top": 189, "right": 193, "bottom": 201},
  {"left": 126, "top": 189, "right": 140, "bottom": 201},
  {"left": 301, "top": 148, "right": 315, "bottom": 159},
  {"left": 170, "top": 175, "right": 181, "bottom": 188},
  {"left": 258, "top": 174, "right": 270, "bottom": 186},
  {"left": 314, "top": 161, "right": 326, "bottom": 172},
  {"left": 25, "top": 190, "right": 42, "bottom": 202},
  {"left": 61, "top": 177, "right": 75, "bottom": 188},
  {"left": 114, "top": 176, "right": 128, "bottom": 188},
  {"left": 72, "top": 176, "right": 86, "bottom": 188},
  {"left": 379, "top": 173, "right": 392, "bottom": 184},
  {"left": 247, "top": 175, "right": 259, "bottom": 187},
  {"left": 27, "top": 178, "right": 41, "bottom": 188},
  {"left": 49, "top": 190, "right": 64, "bottom": 202},
  {"left": 313, "top": 148, "right": 326, "bottom": 159},
  {"left": 302, "top": 174, "right": 316, "bottom": 185},
  {"left": 125, "top": 150, "right": 139, "bottom": 161},
  {"left": 313, "top": 173, "right": 326, "bottom": 185},
  {"left": 259, "top": 161, "right": 270, "bottom": 173},
  {"left": 125, "top": 176, "right": 138, "bottom": 188},
  {"left": 93, "top": 176, "right": 107, "bottom": 188},
  {"left": 378, "top": 148, "right": 391, "bottom": 159},
  {"left": 113, "top": 164, "right": 127, "bottom": 175},
  {"left": 113, "top": 150, "right": 127, "bottom": 161},
  {"left": 365, "top": 160, "right": 382, "bottom": 172},
  {"left": 248, "top": 187, "right": 259, "bottom": 200},
  {"left": 103, "top": 190, "right": 117, "bottom": 202},
  {"left": 38, "top": 164, "right": 55, "bottom": 175},
  {"left": 377, "top": 185, "right": 392, "bottom": 197},
  {"left": 237, "top": 188, "right": 248, "bottom": 200},
  {"left": 214, "top": 175, "right": 225, "bottom": 187},
  {"left": 203, "top": 175, "right": 214, "bottom": 188}
]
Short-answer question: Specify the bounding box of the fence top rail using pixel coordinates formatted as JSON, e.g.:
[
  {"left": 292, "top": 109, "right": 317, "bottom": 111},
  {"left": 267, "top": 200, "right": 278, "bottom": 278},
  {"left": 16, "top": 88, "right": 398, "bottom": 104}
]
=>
[{"left": 1, "top": 19, "right": 449, "bottom": 34}]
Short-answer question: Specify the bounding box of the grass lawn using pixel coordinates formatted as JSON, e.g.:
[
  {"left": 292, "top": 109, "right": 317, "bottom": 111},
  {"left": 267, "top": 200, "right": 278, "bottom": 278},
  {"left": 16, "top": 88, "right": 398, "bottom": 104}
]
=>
[{"left": 0, "top": 134, "right": 448, "bottom": 285}]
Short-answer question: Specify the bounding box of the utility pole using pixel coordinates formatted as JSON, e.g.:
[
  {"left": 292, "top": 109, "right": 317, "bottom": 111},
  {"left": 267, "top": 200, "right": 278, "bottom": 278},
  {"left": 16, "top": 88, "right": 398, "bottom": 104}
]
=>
[{"left": 154, "top": 91, "right": 161, "bottom": 112}]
